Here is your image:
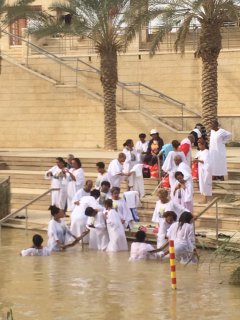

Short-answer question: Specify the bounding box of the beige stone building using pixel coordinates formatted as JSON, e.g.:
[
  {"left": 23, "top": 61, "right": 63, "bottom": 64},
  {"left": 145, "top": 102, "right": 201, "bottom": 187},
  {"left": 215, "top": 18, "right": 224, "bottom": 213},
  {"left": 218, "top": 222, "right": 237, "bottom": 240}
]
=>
[{"left": 1, "top": 3, "right": 240, "bottom": 148}]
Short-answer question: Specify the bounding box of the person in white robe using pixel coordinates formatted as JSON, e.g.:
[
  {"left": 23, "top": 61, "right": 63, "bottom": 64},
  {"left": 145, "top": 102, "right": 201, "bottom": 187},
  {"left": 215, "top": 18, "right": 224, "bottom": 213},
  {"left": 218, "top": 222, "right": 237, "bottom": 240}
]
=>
[
  {"left": 72, "top": 180, "right": 93, "bottom": 208},
  {"left": 179, "top": 134, "right": 195, "bottom": 166},
  {"left": 174, "top": 155, "right": 192, "bottom": 181},
  {"left": 65, "top": 158, "right": 85, "bottom": 211},
  {"left": 111, "top": 187, "right": 133, "bottom": 229},
  {"left": 123, "top": 190, "right": 141, "bottom": 222},
  {"left": 21, "top": 234, "right": 51, "bottom": 256},
  {"left": 129, "top": 230, "right": 158, "bottom": 260},
  {"left": 209, "top": 120, "right": 231, "bottom": 180},
  {"left": 162, "top": 140, "right": 186, "bottom": 189},
  {"left": 128, "top": 163, "right": 145, "bottom": 198},
  {"left": 135, "top": 133, "right": 149, "bottom": 162},
  {"left": 194, "top": 141, "right": 212, "bottom": 203},
  {"left": 172, "top": 171, "right": 194, "bottom": 213},
  {"left": 104, "top": 199, "right": 128, "bottom": 252},
  {"left": 152, "top": 188, "right": 187, "bottom": 226},
  {"left": 47, "top": 205, "right": 78, "bottom": 252},
  {"left": 107, "top": 153, "right": 127, "bottom": 188},
  {"left": 95, "top": 162, "right": 110, "bottom": 189},
  {"left": 85, "top": 206, "right": 109, "bottom": 251},
  {"left": 45, "top": 157, "right": 68, "bottom": 210},
  {"left": 98, "top": 181, "right": 111, "bottom": 206},
  {"left": 122, "top": 139, "right": 139, "bottom": 189},
  {"left": 70, "top": 189, "right": 100, "bottom": 243},
  {"left": 166, "top": 211, "right": 197, "bottom": 264},
  {"left": 156, "top": 211, "right": 177, "bottom": 249}
]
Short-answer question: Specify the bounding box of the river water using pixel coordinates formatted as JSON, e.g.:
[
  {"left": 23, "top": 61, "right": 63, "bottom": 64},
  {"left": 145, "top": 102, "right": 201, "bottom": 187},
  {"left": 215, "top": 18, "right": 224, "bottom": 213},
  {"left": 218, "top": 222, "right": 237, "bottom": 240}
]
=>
[{"left": 0, "top": 229, "right": 239, "bottom": 320}]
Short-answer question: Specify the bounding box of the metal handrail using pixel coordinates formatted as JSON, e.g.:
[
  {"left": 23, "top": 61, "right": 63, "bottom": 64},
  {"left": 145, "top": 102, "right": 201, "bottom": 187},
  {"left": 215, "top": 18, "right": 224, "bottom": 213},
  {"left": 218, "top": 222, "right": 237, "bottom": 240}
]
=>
[
  {"left": 194, "top": 196, "right": 221, "bottom": 241},
  {"left": 2, "top": 29, "right": 201, "bottom": 125},
  {"left": 0, "top": 188, "right": 59, "bottom": 228}
]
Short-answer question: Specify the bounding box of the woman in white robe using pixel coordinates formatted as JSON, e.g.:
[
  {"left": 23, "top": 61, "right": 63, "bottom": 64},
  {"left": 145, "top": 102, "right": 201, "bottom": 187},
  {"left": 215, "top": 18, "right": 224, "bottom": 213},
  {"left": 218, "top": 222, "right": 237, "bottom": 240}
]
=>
[
  {"left": 111, "top": 187, "right": 133, "bottom": 229},
  {"left": 167, "top": 211, "right": 197, "bottom": 264},
  {"left": 129, "top": 230, "right": 158, "bottom": 260},
  {"left": 209, "top": 120, "right": 231, "bottom": 179},
  {"left": 45, "top": 157, "right": 68, "bottom": 211},
  {"left": 122, "top": 139, "right": 139, "bottom": 188},
  {"left": 195, "top": 142, "right": 212, "bottom": 203},
  {"left": 47, "top": 205, "right": 78, "bottom": 252},
  {"left": 162, "top": 140, "right": 186, "bottom": 189},
  {"left": 66, "top": 158, "right": 85, "bottom": 211},
  {"left": 104, "top": 199, "right": 128, "bottom": 252}
]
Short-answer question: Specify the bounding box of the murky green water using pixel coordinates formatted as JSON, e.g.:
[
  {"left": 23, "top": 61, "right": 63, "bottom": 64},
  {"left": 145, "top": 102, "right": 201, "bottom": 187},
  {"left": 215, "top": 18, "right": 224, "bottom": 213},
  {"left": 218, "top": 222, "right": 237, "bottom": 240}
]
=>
[{"left": 0, "top": 229, "right": 239, "bottom": 320}]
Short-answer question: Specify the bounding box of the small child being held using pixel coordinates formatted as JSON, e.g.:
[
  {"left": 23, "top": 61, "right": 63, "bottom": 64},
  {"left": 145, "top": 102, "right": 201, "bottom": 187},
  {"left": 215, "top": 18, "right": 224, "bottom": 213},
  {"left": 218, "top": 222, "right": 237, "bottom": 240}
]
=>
[{"left": 21, "top": 234, "right": 51, "bottom": 256}]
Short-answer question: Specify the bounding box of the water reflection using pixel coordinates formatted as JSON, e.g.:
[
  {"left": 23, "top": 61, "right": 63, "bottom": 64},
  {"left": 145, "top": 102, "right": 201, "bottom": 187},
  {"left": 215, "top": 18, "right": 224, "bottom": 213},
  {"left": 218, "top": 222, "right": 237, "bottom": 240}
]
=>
[{"left": 0, "top": 229, "right": 239, "bottom": 320}]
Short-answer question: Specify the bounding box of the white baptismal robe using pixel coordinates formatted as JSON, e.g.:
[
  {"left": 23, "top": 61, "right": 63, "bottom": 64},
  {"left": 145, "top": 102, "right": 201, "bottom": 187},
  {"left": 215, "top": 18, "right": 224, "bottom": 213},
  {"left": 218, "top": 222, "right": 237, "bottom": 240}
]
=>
[
  {"left": 209, "top": 128, "right": 231, "bottom": 176},
  {"left": 66, "top": 168, "right": 85, "bottom": 211},
  {"left": 162, "top": 151, "right": 187, "bottom": 187},
  {"left": 195, "top": 149, "right": 212, "bottom": 196},
  {"left": 107, "top": 159, "right": 123, "bottom": 188}
]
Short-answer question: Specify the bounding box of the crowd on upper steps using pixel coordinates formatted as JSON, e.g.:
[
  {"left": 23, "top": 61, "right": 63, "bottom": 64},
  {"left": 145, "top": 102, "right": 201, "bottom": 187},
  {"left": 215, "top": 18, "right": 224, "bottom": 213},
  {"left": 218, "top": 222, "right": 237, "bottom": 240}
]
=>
[{"left": 20, "top": 120, "right": 231, "bottom": 262}]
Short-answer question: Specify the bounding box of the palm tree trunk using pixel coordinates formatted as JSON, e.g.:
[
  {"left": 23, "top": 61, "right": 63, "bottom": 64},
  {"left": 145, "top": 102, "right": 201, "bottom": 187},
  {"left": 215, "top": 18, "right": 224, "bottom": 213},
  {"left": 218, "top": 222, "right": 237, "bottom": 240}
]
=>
[
  {"left": 199, "top": 23, "right": 221, "bottom": 132},
  {"left": 201, "top": 55, "right": 218, "bottom": 131},
  {"left": 100, "top": 50, "right": 118, "bottom": 150}
]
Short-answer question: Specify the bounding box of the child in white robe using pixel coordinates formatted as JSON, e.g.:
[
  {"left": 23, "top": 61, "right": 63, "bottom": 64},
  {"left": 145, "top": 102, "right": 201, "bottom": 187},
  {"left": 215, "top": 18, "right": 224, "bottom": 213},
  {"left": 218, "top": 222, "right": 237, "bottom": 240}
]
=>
[
  {"left": 195, "top": 142, "right": 212, "bottom": 203},
  {"left": 166, "top": 211, "right": 197, "bottom": 264},
  {"left": 111, "top": 187, "right": 133, "bottom": 229},
  {"left": 70, "top": 189, "right": 100, "bottom": 243},
  {"left": 157, "top": 211, "right": 177, "bottom": 249},
  {"left": 172, "top": 171, "right": 193, "bottom": 213},
  {"left": 47, "top": 205, "right": 79, "bottom": 252},
  {"left": 21, "top": 234, "right": 51, "bottom": 256},
  {"left": 104, "top": 199, "right": 128, "bottom": 252},
  {"left": 129, "top": 230, "right": 158, "bottom": 260}
]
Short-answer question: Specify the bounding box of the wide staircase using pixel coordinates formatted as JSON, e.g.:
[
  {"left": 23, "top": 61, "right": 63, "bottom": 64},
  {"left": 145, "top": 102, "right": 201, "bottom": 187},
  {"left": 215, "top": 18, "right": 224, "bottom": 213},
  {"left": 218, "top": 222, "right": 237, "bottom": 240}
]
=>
[{"left": 0, "top": 152, "right": 240, "bottom": 237}]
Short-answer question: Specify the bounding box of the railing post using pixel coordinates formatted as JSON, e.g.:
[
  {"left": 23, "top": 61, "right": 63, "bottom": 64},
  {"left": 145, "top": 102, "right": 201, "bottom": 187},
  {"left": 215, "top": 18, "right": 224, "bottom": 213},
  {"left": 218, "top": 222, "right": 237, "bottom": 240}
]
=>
[
  {"left": 122, "top": 86, "right": 124, "bottom": 109},
  {"left": 215, "top": 201, "right": 219, "bottom": 241},
  {"left": 138, "top": 83, "right": 141, "bottom": 110},
  {"left": 25, "top": 207, "right": 28, "bottom": 232},
  {"left": 76, "top": 58, "right": 78, "bottom": 86},
  {"left": 181, "top": 104, "right": 184, "bottom": 131},
  {"left": 59, "top": 63, "right": 62, "bottom": 84}
]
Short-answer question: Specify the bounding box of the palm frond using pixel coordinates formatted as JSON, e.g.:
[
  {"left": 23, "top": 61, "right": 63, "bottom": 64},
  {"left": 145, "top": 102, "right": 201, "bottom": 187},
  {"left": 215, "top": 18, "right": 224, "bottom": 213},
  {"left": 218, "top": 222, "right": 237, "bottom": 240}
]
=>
[{"left": 174, "top": 12, "right": 195, "bottom": 53}]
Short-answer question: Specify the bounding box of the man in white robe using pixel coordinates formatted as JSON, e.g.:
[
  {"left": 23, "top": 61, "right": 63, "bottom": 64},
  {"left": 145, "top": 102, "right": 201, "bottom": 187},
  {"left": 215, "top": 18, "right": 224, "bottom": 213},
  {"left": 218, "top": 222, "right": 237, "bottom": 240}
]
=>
[
  {"left": 107, "top": 153, "right": 127, "bottom": 188},
  {"left": 209, "top": 120, "right": 231, "bottom": 180},
  {"left": 172, "top": 171, "right": 193, "bottom": 213}
]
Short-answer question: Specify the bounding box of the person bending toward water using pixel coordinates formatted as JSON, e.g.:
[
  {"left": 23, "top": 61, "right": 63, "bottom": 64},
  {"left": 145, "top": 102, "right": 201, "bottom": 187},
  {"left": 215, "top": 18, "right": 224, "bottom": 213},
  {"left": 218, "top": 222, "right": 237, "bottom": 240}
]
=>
[
  {"left": 48, "top": 205, "right": 79, "bottom": 251},
  {"left": 156, "top": 211, "right": 197, "bottom": 264},
  {"left": 129, "top": 230, "right": 159, "bottom": 260},
  {"left": 21, "top": 234, "right": 51, "bottom": 256},
  {"left": 104, "top": 199, "right": 128, "bottom": 252}
]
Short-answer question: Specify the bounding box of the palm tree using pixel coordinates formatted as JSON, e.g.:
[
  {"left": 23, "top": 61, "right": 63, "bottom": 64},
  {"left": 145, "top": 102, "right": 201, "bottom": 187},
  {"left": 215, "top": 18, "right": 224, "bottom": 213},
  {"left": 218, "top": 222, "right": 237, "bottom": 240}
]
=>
[
  {"left": 140, "top": 0, "right": 240, "bottom": 131},
  {"left": 30, "top": 0, "right": 141, "bottom": 150}
]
